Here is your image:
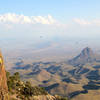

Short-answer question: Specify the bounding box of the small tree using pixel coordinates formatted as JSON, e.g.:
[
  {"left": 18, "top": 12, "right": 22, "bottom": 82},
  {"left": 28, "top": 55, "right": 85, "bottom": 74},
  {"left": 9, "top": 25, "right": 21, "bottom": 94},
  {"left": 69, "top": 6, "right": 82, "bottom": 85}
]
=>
[{"left": 13, "top": 72, "right": 20, "bottom": 81}]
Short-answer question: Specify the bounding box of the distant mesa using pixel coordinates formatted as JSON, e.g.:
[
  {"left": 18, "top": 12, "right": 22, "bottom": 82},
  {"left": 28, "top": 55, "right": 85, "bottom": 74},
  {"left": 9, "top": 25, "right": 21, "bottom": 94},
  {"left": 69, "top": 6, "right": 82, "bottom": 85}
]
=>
[{"left": 68, "top": 47, "right": 97, "bottom": 66}]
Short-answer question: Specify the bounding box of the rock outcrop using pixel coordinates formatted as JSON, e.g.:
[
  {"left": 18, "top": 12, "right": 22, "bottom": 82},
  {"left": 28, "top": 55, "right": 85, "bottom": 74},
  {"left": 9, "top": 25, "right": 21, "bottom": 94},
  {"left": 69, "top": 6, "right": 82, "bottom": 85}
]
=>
[
  {"left": 33, "top": 95, "right": 56, "bottom": 100},
  {"left": 0, "top": 51, "right": 9, "bottom": 100}
]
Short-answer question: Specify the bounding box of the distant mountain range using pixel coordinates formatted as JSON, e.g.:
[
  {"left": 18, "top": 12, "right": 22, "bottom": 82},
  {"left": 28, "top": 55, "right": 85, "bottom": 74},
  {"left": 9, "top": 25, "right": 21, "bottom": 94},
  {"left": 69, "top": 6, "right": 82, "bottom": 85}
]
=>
[{"left": 68, "top": 47, "right": 100, "bottom": 66}]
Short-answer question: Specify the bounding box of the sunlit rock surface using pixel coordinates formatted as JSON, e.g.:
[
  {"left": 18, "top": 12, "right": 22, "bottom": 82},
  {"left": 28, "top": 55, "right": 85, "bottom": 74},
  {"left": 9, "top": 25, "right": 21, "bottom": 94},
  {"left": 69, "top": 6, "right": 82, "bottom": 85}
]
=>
[{"left": 0, "top": 51, "right": 9, "bottom": 100}]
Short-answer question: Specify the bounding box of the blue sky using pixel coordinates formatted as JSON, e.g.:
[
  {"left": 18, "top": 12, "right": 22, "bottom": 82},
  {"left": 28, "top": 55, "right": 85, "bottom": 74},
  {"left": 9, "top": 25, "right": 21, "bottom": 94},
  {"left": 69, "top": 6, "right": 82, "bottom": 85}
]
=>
[
  {"left": 1, "top": 0, "right": 100, "bottom": 22},
  {"left": 1, "top": 0, "right": 100, "bottom": 64},
  {"left": 0, "top": 0, "right": 100, "bottom": 45}
]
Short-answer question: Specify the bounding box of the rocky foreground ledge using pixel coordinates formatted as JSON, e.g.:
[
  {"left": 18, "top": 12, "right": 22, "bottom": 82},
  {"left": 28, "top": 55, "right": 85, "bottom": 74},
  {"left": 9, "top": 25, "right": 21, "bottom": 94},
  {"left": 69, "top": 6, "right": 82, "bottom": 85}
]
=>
[{"left": 0, "top": 51, "right": 9, "bottom": 100}]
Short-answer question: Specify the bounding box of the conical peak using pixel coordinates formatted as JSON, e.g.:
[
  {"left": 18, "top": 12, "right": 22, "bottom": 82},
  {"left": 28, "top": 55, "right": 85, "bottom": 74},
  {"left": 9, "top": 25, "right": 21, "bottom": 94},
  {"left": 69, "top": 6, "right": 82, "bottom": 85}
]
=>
[
  {"left": 68, "top": 47, "right": 96, "bottom": 66},
  {"left": 82, "top": 47, "right": 92, "bottom": 51},
  {"left": 80, "top": 47, "right": 94, "bottom": 57},
  {"left": 83, "top": 47, "right": 91, "bottom": 51}
]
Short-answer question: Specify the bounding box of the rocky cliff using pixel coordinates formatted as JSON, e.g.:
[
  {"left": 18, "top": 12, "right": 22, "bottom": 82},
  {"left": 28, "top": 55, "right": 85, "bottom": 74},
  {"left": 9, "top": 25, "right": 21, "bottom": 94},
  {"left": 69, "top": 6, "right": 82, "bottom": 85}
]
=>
[{"left": 0, "top": 51, "right": 9, "bottom": 100}]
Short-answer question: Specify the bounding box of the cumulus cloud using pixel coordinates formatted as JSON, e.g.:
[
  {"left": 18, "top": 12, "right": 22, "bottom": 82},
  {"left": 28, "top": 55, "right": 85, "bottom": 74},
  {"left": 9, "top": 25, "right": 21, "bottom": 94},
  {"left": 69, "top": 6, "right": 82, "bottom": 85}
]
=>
[{"left": 0, "top": 13, "right": 57, "bottom": 25}]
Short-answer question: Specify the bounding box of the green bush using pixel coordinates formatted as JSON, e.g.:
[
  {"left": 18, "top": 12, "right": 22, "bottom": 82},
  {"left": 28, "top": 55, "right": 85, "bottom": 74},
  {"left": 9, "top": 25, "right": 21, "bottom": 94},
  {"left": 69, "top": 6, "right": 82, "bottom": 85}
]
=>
[
  {"left": 20, "top": 81, "right": 48, "bottom": 98},
  {"left": 6, "top": 71, "right": 68, "bottom": 100},
  {"left": 6, "top": 72, "right": 20, "bottom": 92}
]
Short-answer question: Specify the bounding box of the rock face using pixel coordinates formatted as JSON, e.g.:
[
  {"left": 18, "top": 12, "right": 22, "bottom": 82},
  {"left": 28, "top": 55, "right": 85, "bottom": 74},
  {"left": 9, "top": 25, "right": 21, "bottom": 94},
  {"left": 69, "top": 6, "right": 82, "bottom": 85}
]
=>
[
  {"left": 0, "top": 51, "right": 9, "bottom": 100},
  {"left": 68, "top": 47, "right": 96, "bottom": 66}
]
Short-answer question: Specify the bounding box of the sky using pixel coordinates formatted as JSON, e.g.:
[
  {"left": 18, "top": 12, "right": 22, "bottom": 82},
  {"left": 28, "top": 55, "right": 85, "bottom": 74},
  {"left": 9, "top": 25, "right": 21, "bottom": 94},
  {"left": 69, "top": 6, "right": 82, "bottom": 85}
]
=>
[
  {"left": 1, "top": 0, "right": 100, "bottom": 20},
  {"left": 0, "top": 0, "right": 100, "bottom": 47}
]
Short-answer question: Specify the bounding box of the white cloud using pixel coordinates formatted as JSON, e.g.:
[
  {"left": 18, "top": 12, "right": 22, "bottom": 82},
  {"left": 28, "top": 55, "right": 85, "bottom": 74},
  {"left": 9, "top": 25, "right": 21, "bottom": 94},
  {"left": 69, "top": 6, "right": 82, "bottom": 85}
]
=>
[
  {"left": 0, "top": 13, "right": 57, "bottom": 25},
  {"left": 73, "top": 18, "right": 100, "bottom": 26},
  {"left": 33, "top": 15, "right": 56, "bottom": 24},
  {"left": 73, "top": 18, "right": 91, "bottom": 25},
  {"left": 1, "top": 13, "right": 100, "bottom": 40}
]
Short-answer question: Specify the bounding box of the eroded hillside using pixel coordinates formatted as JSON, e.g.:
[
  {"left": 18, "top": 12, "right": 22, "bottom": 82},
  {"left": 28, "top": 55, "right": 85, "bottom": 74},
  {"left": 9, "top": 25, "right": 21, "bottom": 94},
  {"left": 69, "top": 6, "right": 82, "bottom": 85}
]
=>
[{"left": 9, "top": 47, "right": 100, "bottom": 100}]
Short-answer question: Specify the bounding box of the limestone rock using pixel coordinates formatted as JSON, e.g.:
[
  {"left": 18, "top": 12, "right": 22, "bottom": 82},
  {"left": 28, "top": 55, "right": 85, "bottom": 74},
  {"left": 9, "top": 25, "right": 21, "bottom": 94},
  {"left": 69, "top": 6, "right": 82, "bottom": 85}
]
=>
[{"left": 33, "top": 94, "right": 56, "bottom": 100}]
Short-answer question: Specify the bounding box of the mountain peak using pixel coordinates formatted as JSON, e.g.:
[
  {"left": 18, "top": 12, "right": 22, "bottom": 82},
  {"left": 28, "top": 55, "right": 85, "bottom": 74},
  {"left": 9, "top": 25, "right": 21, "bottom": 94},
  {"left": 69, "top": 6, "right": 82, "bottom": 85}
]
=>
[
  {"left": 82, "top": 47, "right": 92, "bottom": 52},
  {"left": 68, "top": 47, "right": 96, "bottom": 66},
  {"left": 80, "top": 47, "right": 94, "bottom": 57}
]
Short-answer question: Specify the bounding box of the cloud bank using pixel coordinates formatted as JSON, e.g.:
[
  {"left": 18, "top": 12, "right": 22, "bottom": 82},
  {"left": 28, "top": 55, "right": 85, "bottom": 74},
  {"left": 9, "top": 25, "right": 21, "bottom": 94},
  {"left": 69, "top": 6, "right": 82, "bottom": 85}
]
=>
[
  {"left": 0, "top": 13, "right": 56, "bottom": 25},
  {"left": 0, "top": 13, "right": 100, "bottom": 41},
  {"left": 73, "top": 18, "right": 100, "bottom": 26}
]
